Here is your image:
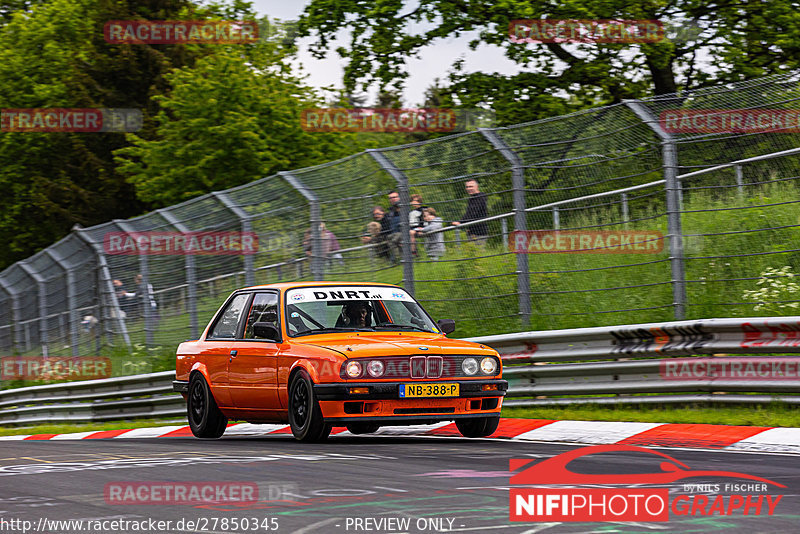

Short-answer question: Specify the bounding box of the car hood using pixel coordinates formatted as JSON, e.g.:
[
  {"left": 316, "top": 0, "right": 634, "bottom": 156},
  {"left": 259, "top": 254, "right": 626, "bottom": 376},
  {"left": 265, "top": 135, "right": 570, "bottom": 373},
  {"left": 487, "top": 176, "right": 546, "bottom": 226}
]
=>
[{"left": 298, "top": 332, "right": 495, "bottom": 358}]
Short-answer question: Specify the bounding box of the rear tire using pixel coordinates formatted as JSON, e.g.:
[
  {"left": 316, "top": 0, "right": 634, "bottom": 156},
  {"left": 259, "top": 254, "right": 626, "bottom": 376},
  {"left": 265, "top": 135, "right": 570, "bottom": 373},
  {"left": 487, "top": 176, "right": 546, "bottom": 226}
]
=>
[
  {"left": 346, "top": 423, "right": 380, "bottom": 435},
  {"left": 288, "top": 370, "right": 330, "bottom": 442},
  {"left": 188, "top": 374, "right": 227, "bottom": 439},
  {"left": 455, "top": 416, "right": 500, "bottom": 438}
]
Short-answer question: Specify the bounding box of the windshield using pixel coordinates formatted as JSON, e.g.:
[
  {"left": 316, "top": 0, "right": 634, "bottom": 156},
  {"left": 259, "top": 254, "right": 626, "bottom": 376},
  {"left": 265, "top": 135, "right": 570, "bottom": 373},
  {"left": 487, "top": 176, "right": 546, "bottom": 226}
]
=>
[{"left": 284, "top": 285, "right": 440, "bottom": 337}]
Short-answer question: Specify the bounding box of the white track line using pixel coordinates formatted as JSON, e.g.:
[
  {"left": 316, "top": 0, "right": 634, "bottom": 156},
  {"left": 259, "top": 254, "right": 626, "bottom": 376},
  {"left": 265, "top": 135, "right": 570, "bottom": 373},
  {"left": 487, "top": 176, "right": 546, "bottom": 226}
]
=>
[
  {"left": 724, "top": 427, "right": 800, "bottom": 453},
  {"left": 113, "top": 426, "right": 186, "bottom": 438},
  {"left": 513, "top": 420, "right": 664, "bottom": 444}
]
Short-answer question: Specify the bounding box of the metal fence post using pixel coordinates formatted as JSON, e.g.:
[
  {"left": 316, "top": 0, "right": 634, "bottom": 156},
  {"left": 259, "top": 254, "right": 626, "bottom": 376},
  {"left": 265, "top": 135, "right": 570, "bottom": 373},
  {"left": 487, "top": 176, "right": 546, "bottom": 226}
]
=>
[
  {"left": 43, "top": 249, "right": 79, "bottom": 357},
  {"left": 478, "top": 128, "right": 531, "bottom": 326},
  {"left": 734, "top": 164, "right": 744, "bottom": 197},
  {"left": 621, "top": 193, "right": 630, "bottom": 223},
  {"left": 72, "top": 225, "right": 132, "bottom": 348},
  {"left": 211, "top": 192, "right": 255, "bottom": 286},
  {"left": 157, "top": 208, "right": 198, "bottom": 339},
  {"left": 367, "top": 149, "right": 415, "bottom": 296},
  {"left": 280, "top": 172, "right": 323, "bottom": 281},
  {"left": 0, "top": 276, "right": 22, "bottom": 354},
  {"left": 624, "top": 100, "right": 687, "bottom": 320},
  {"left": 18, "top": 262, "right": 48, "bottom": 357}
]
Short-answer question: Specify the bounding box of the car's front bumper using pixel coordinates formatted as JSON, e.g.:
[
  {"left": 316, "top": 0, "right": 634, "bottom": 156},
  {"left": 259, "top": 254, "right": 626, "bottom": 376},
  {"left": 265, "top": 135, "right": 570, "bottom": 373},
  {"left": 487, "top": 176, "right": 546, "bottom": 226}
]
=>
[
  {"left": 314, "top": 379, "right": 507, "bottom": 423},
  {"left": 313, "top": 379, "right": 507, "bottom": 401}
]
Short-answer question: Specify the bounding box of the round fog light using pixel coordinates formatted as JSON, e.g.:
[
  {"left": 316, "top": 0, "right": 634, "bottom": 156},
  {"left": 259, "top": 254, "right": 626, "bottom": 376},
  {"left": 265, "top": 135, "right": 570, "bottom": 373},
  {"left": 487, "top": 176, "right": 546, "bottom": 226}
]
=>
[
  {"left": 462, "top": 357, "right": 478, "bottom": 376},
  {"left": 345, "top": 360, "right": 362, "bottom": 378},
  {"left": 367, "top": 360, "right": 385, "bottom": 377},
  {"left": 481, "top": 357, "right": 497, "bottom": 375}
]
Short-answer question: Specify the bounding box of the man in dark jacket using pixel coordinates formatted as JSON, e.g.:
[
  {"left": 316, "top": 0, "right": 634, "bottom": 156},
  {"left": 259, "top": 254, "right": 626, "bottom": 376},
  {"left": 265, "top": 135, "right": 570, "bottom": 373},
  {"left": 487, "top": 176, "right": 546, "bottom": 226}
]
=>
[{"left": 452, "top": 179, "right": 488, "bottom": 243}]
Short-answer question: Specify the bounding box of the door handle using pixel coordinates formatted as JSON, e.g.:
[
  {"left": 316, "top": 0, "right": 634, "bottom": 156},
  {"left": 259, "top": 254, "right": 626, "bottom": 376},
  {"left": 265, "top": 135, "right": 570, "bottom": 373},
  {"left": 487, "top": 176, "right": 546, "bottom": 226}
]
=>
[{"left": 230, "top": 350, "right": 237, "bottom": 356}]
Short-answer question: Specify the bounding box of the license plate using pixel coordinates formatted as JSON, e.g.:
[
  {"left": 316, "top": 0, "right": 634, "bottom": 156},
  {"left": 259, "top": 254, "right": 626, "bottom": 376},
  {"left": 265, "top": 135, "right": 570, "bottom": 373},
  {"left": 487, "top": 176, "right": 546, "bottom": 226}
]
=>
[{"left": 399, "top": 383, "right": 459, "bottom": 398}]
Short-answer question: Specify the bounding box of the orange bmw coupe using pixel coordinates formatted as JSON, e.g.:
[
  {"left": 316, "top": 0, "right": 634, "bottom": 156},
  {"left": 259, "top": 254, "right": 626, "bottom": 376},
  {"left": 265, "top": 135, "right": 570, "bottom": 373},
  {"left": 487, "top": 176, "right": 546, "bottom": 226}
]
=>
[{"left": 174, "top": 282, "right": 507, "bottom": 441}]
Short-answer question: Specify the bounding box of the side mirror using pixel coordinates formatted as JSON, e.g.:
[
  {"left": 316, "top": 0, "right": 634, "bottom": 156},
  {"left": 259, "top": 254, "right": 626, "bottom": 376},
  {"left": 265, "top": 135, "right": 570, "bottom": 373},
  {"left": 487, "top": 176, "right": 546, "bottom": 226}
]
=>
[
  {"left": 437, "top": 319, "right": 455, "bottom": 335},
  {"left": 253, "top": 322, "right": 280, "bottom": 341}
]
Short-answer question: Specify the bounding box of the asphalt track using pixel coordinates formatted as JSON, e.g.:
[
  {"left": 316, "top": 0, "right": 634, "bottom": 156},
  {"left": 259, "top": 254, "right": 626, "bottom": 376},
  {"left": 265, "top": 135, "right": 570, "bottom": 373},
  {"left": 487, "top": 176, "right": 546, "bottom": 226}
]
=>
[{"left": 0, "top": 432, "right": 799, "bottom": 534}]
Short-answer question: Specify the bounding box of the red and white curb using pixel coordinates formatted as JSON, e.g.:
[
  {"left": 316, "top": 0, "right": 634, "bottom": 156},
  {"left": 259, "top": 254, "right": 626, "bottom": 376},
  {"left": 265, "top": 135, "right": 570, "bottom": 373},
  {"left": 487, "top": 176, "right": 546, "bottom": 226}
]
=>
[{"left": 1, "top": 418, "right": 799, "bottom": 453}]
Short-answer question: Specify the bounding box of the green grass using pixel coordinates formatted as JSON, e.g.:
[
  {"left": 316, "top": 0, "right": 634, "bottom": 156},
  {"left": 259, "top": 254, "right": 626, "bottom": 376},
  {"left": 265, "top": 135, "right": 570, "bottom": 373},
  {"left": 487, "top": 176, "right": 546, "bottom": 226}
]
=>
[{"left": 501, "top": 403, "right": 800, "bottom": 427}]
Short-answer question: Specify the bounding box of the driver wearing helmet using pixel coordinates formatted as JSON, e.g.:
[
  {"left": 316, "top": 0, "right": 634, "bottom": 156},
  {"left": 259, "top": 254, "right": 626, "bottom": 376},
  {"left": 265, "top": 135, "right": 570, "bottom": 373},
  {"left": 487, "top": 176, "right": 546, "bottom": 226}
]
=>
[{"left": 340, "top": 301, "right": 372, "bottom": 328}]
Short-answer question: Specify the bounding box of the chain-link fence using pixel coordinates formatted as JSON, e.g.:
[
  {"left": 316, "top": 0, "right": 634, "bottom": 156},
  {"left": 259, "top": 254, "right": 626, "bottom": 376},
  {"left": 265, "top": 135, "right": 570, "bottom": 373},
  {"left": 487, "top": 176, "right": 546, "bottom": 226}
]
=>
[{"left": 3, "top": 71, "right": 800, "bottom": 374}]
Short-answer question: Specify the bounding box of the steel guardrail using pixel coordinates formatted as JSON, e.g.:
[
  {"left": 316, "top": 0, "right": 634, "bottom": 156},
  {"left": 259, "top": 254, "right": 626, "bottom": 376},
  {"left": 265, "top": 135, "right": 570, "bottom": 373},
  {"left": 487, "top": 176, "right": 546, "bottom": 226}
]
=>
[{"left": 1, "top": 317, "right": 800, "bottom": 424}]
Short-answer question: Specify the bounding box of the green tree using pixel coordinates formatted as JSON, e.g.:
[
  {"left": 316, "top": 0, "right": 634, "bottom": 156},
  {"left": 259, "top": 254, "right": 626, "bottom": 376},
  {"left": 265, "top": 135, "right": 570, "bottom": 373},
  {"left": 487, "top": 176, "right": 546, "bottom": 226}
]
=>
[
  {"left": 0, "top": 0, "right": 214, "bottom": 268},
  {"left": 114, "top": 31, "right": 390, "bottom": 207},
  {"left": 298, "top": 0, "right": 800, "bottom": 124}
]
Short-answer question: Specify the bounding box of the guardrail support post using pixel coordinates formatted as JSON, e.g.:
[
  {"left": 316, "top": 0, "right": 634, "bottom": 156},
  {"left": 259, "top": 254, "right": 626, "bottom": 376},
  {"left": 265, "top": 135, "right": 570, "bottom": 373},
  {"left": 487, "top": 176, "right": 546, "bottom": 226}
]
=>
[
  {"left": 624, "top": 100, "right": 687, "bottom": 320},
  {"left": 157, "top": 209, "right": 199, "bottom": 339},
  {"left": 279, "top": 172, "right": 324, "bottom": 281},
  {"left": 479, "top": 128, "right": 531, "bottom": 326},
  {"left": 211, "top": 192, "right": 255, "bottom": 287},
  {"left": 18, "top": 262, "right": 49, "bottom": 357},
  {"left": 367, "top": 150, "right": 415, "bottom": 296},
  {"left": 72, "top": 225, "right": 132, "bottom": 348}
]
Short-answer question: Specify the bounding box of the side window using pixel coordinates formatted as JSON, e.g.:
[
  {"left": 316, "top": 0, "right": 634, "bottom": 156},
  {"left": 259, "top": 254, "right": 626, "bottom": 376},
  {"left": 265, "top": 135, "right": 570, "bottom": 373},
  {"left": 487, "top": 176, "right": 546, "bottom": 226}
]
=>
[
  {"left": 244, "top": 292, "right": 280, "bottom": 339},
  {"left": 208, "top": 293, "right": 250, "bottom": 339}
]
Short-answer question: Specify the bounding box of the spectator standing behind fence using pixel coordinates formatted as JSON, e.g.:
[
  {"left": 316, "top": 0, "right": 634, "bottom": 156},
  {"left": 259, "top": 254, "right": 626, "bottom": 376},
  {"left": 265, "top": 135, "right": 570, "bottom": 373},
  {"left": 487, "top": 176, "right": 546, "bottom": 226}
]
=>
[
  {"left": 361, "top": 206, "right": 395, "bottom": 261},
  {"left": 452, "top": 179, "right": 489, "bottom": 244},
  {"left": 386, "top": 191, "right": 403, "bottom": 253},
  {"left": 408, "top": 194, "right": 426, "bottom": 255},
  {"left": 303, "top": 222, "right": 344, "bottom": 267},
  {"left": 113, "top": 278, "right": 134, "bottom": 318},
  {"left": 128, "top": 273, "right": 158, "bottom": 321},
  {"left": 412, "top": 207, "right": 445, "bottom": 260}
]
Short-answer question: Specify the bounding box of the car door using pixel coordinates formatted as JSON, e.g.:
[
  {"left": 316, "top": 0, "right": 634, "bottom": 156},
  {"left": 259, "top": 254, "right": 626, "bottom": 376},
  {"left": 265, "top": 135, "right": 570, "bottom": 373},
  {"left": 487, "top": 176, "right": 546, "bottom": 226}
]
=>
[
  {"left": 202, "top": 292, "right": 253, "bottom": 408},
  {"left": 227, "top": 291, "right": 281, "bottom": 411}
]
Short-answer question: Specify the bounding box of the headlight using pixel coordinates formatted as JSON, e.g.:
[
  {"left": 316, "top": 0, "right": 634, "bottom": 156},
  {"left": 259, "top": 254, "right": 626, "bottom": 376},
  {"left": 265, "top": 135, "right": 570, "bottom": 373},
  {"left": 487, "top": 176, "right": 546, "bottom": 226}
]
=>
[
  {"left": 367, "top": 360, "right": 385, "bottom": 378},
  {"left": 345, "top": 360, "right": 362, "bottom": 378},
  {"left": 480, "top": 357, "right": 498, "bottom": 375},
  {"left": 462, "top": 357, "right": 478, "bottom": 376}
]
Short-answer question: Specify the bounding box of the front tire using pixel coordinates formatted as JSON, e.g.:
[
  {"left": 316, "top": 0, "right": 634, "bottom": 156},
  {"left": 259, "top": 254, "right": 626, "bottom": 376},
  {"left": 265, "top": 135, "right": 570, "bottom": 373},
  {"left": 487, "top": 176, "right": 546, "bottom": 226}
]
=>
[
  {"left": 455, "top": 416, "right": 500, "bottom": 438},
  {"left": 188, "top": 374, "right": 227, "bottom": 438},
  {"left": 288, "top": 370, "right": 330, "bottom": 442}
]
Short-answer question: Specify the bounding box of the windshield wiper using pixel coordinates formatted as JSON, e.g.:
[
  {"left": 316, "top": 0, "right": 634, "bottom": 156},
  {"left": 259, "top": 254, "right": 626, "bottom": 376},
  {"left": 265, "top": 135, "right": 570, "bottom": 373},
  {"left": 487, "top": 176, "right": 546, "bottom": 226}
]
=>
[
  {"left": 294, "top": 327, "right": 374, "bottom": 337},
  {"left": 373, "top": 324, "right": 432, "bottom": 332}
]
